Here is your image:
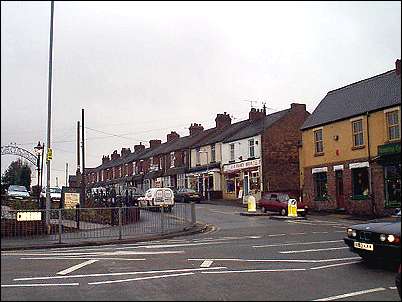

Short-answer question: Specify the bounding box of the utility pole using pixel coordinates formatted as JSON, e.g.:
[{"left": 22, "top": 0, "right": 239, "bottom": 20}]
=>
[
  {"left": 45, "top": 1, "right": 55, "bottom": 228},
  {"left": 56, "top": 177, "right": 58, "bottom": 187},
  {"left": 81, "top": 108, "right": 86, "bottom": 207},
  {"left": 65, "top": 162, "right": 68, "bottom": 186}
]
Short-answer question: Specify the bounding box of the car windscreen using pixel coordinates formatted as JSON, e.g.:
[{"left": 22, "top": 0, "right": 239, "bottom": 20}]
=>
[
  {"left": 184, "top": 189, "right": 196, "bottom": 193},
  {"left": 50, "top": 188, "right": 61, "bottom": 193},
  {"left": 9, "top": 186, "right": 27, "bottom": 192}
]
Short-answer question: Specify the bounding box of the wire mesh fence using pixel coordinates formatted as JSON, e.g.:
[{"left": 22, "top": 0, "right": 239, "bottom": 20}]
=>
[{"left": 1, "top": 203, "right": 195, "bottom": 249}]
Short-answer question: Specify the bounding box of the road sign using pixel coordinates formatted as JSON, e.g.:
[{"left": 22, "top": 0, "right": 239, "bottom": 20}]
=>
[{"left": 47, "top": 148, "right": 53, "bottom": 161}]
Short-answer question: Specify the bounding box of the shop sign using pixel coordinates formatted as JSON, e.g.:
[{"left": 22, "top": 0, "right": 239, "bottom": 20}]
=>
[
  {"left": 311, "top": 167, "right": 328, "bottom": 174},
  {"left": 349, "top": 162, "right": 369, "bottom": 169},
  {"left": 223, "top": 159, "right": 260, "bottom": 173},
  {"left": 378, "top": 143, "right": 401, "bottom": 156},
  {"left": 64, "top": 192, "right": 80, "bottom": 209},
  {"left": 333, "top": 165, "right": 344, "bottom": 171}
]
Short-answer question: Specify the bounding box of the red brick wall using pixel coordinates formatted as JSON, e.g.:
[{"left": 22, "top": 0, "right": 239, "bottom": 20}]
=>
[{"left": 261, "top": 105, "right": 310, "bottom": 196}]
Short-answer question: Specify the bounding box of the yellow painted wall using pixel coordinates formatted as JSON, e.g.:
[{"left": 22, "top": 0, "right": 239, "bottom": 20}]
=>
[{"left": 300, "top": 106, "right": 401, "bottom": 169}]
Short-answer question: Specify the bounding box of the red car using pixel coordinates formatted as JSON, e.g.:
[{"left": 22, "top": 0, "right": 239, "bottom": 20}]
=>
[{"left": 257, "top": 192, "right": 308, "bottom": 216}]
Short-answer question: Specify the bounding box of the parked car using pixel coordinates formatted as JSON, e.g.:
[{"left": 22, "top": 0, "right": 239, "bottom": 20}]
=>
[
  {"left": 344, "top": 211, "right": 401, "bottom": 264},
  {"left": 6, "top": 185, "right": 30, "bottom": 199},
  {"left": 257, "top": 192, "right": 308, "bottom": 216},
  {"left": 138, "top": 188, "right": 174, "bottom": 211},
  {"left": 40, "top": 187, "right": 62, "bottom": 201},
  {"left": 174, "top": 188, "right": 201, "bottom": 203}
]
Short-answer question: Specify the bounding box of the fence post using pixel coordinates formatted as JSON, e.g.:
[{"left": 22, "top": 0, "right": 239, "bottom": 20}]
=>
[
  {"left": 191, "top": 202, "right": 196, "bottom": 226},
  {"left": 160, "top": 205, "right": 165, "bottom": 235},
  {"left": 118, "top": 206, "right": 122, "bottom": 240},
  {"left": 58, "top": 209, "right": 62, "bottom": 244}
]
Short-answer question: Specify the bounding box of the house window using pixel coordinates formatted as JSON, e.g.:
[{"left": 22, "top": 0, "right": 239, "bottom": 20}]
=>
[
  {"left": 160, "top": 157, "right": 163, "bottom": 169},
  {"left": 211, "top": 144, "right": 216, "bottom": 163},
  {"left": 196, "top": 148, "right": 200, "bottom": 165},
  {"left": 170, "top": 152, "right": 175, "bottom": 168},
  {"left": 133, "top": 162, "right": 136, "bottom": 175},
  {"left": 313, "top": 172, "right": 328, "bottom": 200},
  {"left": 386, "top": 110, "right": 400, "bottom": 141},
  {"left": 314, "top": 129, "right": 324, "bottom": 154},
  {"left": 352, "top": 168, "right": 369, "bottom": 198},
  {"left": 226, "top": 178, "right": 235, "bottom": 193},
  {"left": 230, "top": 143, "right": 235, "bottom": 162},
  {"left": 352, "top": 119, "right": 364, "bottom": 147},
  {"left": 249, "top": 139, "right": 255, "bottom": 158}
]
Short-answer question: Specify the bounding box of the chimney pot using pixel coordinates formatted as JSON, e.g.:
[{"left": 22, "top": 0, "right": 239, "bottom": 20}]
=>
[{"left": 396, "top": 59, "right": 401, "bottom": 76}]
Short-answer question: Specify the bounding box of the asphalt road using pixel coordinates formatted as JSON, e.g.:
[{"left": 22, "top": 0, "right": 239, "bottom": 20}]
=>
[{"left": 1, "top": 203, "right": 400, "bottom": 301}]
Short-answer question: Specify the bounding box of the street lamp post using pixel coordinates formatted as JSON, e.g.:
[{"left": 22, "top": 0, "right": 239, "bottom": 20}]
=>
[
  {"left": 200, "top": 150, "right": 210, "bottom": 201},
  {"left": 34, "top": 142, "right": 44, "bottom": 205}
]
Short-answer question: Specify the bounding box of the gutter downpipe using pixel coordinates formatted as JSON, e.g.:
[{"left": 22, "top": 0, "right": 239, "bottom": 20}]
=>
[{"left": 366, "top": 111, "right": 376, "bottom": 217}]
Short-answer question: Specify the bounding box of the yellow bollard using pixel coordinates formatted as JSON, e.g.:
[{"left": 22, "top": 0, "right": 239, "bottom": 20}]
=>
[
  {"left": 288, "top": 199, "right": 298, "bottom": 217},
  {"left": 247, "top": 195, "right": 256, "bottom": 212}
]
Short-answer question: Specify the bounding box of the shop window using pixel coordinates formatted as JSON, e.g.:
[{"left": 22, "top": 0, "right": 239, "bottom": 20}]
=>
[
  {"left": 211, "top": 144, "right": 216, "bottom": 163},
  {"left": 226, "top": 178, "right": 235, "bottom": 193},
  {"left": 314, "top": 129, "right": 324, "bottom": 154},
  {"left": 249, "top": 139, "right": 255, "bottom": 158},
  {"left": 352, "top": 168, "right": 369, "bottom": 199},
  {"left": 386, "top": 110, "right": 400, "bottom": 141},
  {"left": 313, "top": 172, "right": 328, "bottom": 200},
  {"left": 250, "top": 171, "right": 260, "bottom": 191},
  {"left": 352, "top": 119, "right": 364, "bottom": 147},
  {"left": 384, "top": 164, "right": 401, "bottom": 208},
  {"left": 230, "top": 143, "right": 235, "bottom": 162}
]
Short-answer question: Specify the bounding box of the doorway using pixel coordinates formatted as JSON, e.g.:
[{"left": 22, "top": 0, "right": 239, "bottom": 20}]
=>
[{"left": 335, "top": 170, "right": 345, "bottom": 210}]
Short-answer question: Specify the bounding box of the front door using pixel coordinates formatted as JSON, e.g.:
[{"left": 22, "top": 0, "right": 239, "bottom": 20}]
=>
[
  {"left": 335, "top": 170, "right": 345, "bottom": 209},
  {"left": 244, "top": 175, "right": 249, "bottom": 196}
]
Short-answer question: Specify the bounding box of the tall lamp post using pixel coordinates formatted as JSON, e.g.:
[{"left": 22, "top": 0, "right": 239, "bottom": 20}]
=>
[
  {"left": 199, "top": 150, "right": 210, "bottom": 201},
  {"left": 34, "top": 142, "right": 44, "bottom": 204}
]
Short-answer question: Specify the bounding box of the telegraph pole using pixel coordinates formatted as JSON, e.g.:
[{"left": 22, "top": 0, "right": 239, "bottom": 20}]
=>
[
  {"left": 65, "top": 162, "right": 68, "bottom": 186},
  {"left": 81, "top": 108, "right": 86, "bottom": 207},
  {"left": 45, "top": 1, "right": 55, "bottom": 227}
]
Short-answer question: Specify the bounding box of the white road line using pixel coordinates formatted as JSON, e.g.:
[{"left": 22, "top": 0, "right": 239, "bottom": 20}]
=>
[
  {"left": 201, "top": 268, "right": 307, "bottom": 274},
  {"left": 312, "top": 232, "right": 329, "bottom": 234},
  {"left": 2, "top": 251, "right": 184, "bottom": 257},
  {"left": 188, "top": 257, "right": 361, "bottom": 263},
  {"left": 88, "top": 272, "right": 194, "bottom": 285},
  {"left": 142, "top": 242, "right": 230, "bottom": 249},
  {"left": 313, "top": 287, "right": 387, "bottom": 301},
  {"left": 57, "top": 260, "right": 98, "bottom": 275},
  {"left": 253, "top": 240, "right": 343, "bottom": 248},
  {"left": 268, "top": 234, "right": 286, "bottom": 237},
  {"left": 1, "top": 283, "right": 79, "bottom": 288},
  {"left": 13, "top": 267, "right": 227, "bottom": 281},
  {"left": 200, "top": 260, "right": 213, "bottom": 268},
  {"left": 389, "top": 286, "right": 397, "bottom": 290},
  {"left": 279, "top": 247, "right": 348, "bottom": 254},
  {"left": 21, "top": 257, "right": 146, "bottom": 261},
  {"left": 290, "top": 233, "right": 306, "bottom": 235},
  {"left": 310, "top": 261, "right": 362, "bottom": 270}
]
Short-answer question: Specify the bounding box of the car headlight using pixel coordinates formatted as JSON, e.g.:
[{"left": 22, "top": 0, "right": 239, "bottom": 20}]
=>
[
  {"left": 352, "top": 230, "right": 357, "bottom": 237},
  {"left": 380, "top": 234, "right": 387, "bottom": 242},
  {"left": 387, "top": 235, "right": 395, "bottom": 243}
]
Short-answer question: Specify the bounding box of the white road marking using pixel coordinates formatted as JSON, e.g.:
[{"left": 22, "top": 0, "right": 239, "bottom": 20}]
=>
[
  {"left": 57, "top": 260, "right": 98, "bottom": 275},
  {"left": 14, "top": 267, "right": 227, "bottom": 281},
  {"left": 312, "top": 232, "right": 329, "bottom": 234},
  {"left": 188, "top": 257, "right": 361, "bottom": 263},
  {"left": 1, "top": 283, "right": 79, "bottom": 288},
  {"left": 313, "top": 287, "right": 387, "bottom": 301},
  {"left": 290, "top": 232, "right": 306, "bottom": 235},
  {"left": 2, "top": 251, "right": 184, "bottom": 257},
  {"left": 88, "top": 272, "right": 194, "bottom": 285},
  {"left": 310, "top": 261, "right": 362, "bottom": 270},
  {"left": 201, "top": 268, "right": 306, "bottom": 274},
  {"left": 268, "top": 234, "right": 286, "bottom": 237},
  {"left": 280, "top": 247, "right": 348, "bottom": 254},
  {"left": 21, "top": 257, "right": 146, "bottom": 261},
  {"left": 389, "top": 286, "right": 397, "bottom": 290},
  {"left": 200, "top": 260, "right": 213, "bottom": 268},
  {"left": 253, "top": 240, "right": 343, "bottom": 248},
  {"left": 142, "top": 242, "right": 230, "bottom": 249}
]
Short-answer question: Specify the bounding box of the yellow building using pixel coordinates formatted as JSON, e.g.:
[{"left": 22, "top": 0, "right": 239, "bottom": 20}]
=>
[{"left": 300, "top": 60, "right": 401, "bottom": 217}]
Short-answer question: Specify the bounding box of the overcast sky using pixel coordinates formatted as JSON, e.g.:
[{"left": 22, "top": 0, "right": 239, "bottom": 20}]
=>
[{"left": 1, "top": 1, "right": 401, "bottom": 187}]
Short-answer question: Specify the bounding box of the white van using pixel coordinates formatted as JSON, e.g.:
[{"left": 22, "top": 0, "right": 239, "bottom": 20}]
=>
[{"left": 138, "top": 188, "right": 174, "bottom": 211}]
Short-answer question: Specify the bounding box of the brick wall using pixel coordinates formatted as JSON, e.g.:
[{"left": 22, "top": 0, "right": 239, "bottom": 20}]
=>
[{"left": 261, "top": 105, "right": 310, "bottom": 195}]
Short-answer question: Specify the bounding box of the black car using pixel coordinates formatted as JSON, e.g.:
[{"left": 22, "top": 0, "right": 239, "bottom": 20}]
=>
[
  {"left": 174, "top": 188, "right": 201, "bottom": 203},
  {"left": 396, "top": 264, "right": 401, "bottom": 299},
  {"left": 344, "top": 211, "right": 401, "bottom": 264}
]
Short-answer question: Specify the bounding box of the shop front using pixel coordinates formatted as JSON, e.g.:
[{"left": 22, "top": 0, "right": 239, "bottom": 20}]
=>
[
  {"left": 187, "top": 163, "right": 222, "bottom": 200},
  {"left": 222, "top": 159, "right": 262, "bottom": 203}
]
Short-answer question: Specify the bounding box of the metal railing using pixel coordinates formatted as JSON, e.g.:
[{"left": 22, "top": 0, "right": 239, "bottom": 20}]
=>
[{"left": 1, "top": 203, "right": 196, "bottom": 249}]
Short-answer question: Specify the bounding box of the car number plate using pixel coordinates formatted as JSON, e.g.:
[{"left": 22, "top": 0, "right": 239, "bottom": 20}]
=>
[{"left": 353, "top": 241, "right": 374, "bottom": 251}]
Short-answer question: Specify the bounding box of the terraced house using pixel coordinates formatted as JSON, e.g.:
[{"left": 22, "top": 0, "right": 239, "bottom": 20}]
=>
[
  {"left": 84, "top": 104, "right": 310, "bottom": 203},
  {"left": 299, "top": 59, "right": 401, "bottom": 217}
]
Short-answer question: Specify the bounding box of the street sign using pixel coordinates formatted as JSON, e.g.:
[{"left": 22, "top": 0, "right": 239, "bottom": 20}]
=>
[
  {"left": 47, "top": 148, "right": 53, "bottom": 161},
  {"left": 17, "top": 211, "right": 42, "bottom": 221}
]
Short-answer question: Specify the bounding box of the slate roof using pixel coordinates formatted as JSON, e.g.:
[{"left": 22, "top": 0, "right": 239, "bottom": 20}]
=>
[
  {"left": 222, "top": 109, "right": 290, "bottom": 143},
  {"left": 301, "top": 69, "right": 401, "bottom": 130}
]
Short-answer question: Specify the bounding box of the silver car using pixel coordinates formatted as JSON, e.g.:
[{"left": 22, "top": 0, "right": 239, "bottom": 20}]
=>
[{"left": 6, "top": 185, "right": 30, "bottom": 199}]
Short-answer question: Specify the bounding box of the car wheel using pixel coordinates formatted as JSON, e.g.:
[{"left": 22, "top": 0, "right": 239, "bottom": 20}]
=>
[{"left": 280, "top": 208, "right": 287, "bottom": 216}]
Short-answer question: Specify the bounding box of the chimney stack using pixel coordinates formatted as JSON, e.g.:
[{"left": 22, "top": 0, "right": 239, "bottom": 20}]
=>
[
  {"left": 248, "top": 108, "right": 265, "bottom": 120},
  {"left": 167, "top": 131, "right": 180, "bottom": 142},
  {"left": 149, "top": 139, "right": 162, "bottom": 148},
  {"left": 396, "top": 59, "right": 401, "bottom": 76},
  {"left": 102, "top": 155, "right": 110, "bottom": 164},
  {"left": 111, "top": 150, "right": 120, "bottom": 161},
  {"left": 215, "top": 112, "right": 232, "bottom": 129},
  {"left": 189, "top": 123, "right": 204, "bottom": 136},
  {"left": 290, "top": 103, "right": 306, "bottom": 111},
  {"left": 121, "top": 147, "right": 131, "bottom": 157},
  {"left": 134, "top": 142, "right": 145, "bottom": 153}
]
